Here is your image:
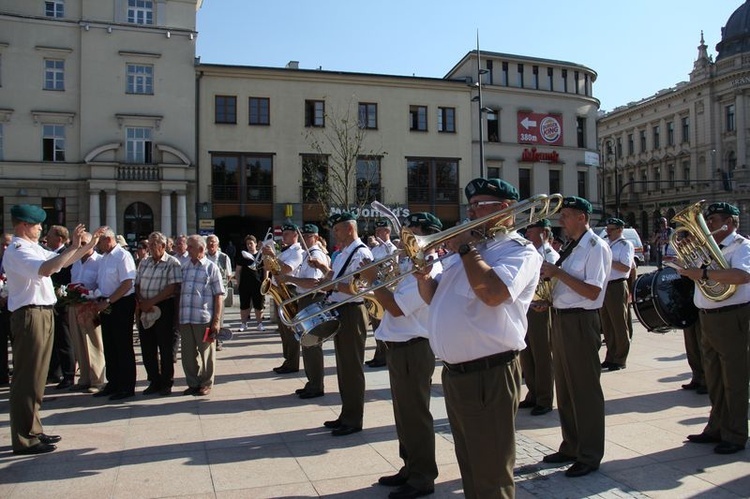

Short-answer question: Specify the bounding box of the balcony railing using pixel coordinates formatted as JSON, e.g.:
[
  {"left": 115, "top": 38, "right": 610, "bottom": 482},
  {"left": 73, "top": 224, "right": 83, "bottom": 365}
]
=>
[{"left": 117, "top": 165, "right": 160, "bottom": 181}]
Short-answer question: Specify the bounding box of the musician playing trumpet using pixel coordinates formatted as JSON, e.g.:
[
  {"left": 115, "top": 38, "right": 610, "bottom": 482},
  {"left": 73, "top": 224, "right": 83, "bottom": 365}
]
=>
[
  {"left": 676, "top": 202, "right": 750, "bottom": 455},
  {"left": 358, "top": 212, "right": 443, "bottom": 498},
  {"left": 416, "top": 178, "right": 541, "bottom": 498}
]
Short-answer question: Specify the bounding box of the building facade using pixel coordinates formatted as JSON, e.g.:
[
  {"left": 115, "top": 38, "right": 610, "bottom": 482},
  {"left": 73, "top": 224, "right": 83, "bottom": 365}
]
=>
[
  {"left": 0, "top": 0, "right": 200, "bottom": 243},
  {"left": 598, "top": 1, "right": 750, "bottom": 240}
]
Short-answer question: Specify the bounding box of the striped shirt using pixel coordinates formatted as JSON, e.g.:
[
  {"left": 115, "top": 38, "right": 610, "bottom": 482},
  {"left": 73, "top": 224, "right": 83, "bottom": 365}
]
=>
[
  {"left": 178, "top": 256, "right": 225, "bottom": 324},
  {"left": 135, "top": 253, "right": 182, "bottom": 300}
]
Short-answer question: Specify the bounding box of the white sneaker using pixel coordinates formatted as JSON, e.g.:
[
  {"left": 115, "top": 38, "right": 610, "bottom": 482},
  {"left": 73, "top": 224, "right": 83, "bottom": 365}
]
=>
[
  {"left": 258, "top": 322, "right": 265, "bottom": 331},
  {"left": 239, "top": 323, "right": 247, "bottom": 332}
]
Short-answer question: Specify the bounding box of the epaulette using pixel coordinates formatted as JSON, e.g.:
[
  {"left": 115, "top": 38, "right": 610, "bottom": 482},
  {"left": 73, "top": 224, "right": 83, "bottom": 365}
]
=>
[
  {"left": 589, "top": 238, "right": 597, "bottom": 247},
  {"left": 508, "top": 232, "right": 531, "bottom": 246},
  {"left": 544, "top": 248, "right": 552, "bottom": 254},
  {"left": 14, "top": 242, "right": 21, "bottom": 249}
]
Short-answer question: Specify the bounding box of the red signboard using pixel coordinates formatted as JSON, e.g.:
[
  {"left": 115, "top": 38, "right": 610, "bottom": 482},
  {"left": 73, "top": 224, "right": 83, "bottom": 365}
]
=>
[{"left": 517, "top": 112, "right": 564, "bottom": 146}]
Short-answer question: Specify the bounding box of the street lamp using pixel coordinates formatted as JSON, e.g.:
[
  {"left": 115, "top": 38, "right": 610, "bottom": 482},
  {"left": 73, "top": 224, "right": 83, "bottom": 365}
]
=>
[
  {"left": 605, "top": 138, "right": 620, "bottom": 218},
  {"left": 473, "top": 64, "right": 489, "bottom": 179}
]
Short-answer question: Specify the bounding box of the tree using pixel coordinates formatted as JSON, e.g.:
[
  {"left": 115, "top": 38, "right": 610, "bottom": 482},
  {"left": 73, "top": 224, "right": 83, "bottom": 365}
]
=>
[{"left": 302, "top": 98, "right": 387, "bottom": 224}]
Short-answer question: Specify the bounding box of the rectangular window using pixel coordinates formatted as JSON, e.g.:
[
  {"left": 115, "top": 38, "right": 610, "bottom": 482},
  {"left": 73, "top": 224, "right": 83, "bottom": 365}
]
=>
[
  {"left": 301, "top": 154, "right": 328, "bottom": 203},
  {"left": 726, "top": 104, "right": 736, "bottom": 132},
  {"left": 358, "top": 103, "right": 377, "bottom": 129},
  {"left": 42, "top": 124, "right": 65, "bottom": 162},
  {"left": 409, "top": 105, "right": 428, "bottom": 131},
  {"left": 211, "top": 154, "right": 240, "bottom": 201},
  {"left": 683, "top": 160, "right": 690, "bottom": 186},
  {"left": 356, "top": 157, "right": 381, "bottom": 203},
  {"left": 639, "top": 130, "right": 647, "bottom": 152},
  {"left": 547, "top": 67, "right": 554, "bottom": 91},
  {"left": 42, "top": 197, "right": 65, "bottom": 228},
  {"left": 437, "top": 107, "right": 455, "bottom": 133},
  {"left": 0, "top": 124, "right": 3, "bottom": 160},
  {"left": 653, "top": 125, "right": 660, "bottom": 149},
  {"left": 45, "top": 0, "right": 64, "bottom": 18},
  {"left": 125, "top": 126, "right": 153, "bottom": 163},
  {"left": 487, "top": 111, "right": 499, "bottom": 142},
  {"left": 487, "top": 166, "right": 500, "bottom": 179},
  {"left": 249, "top": 97, "right": 270, "bottom": 125},
  {"left": 305, "top": 100, "right": 325, "bottom": 127},
  {"left": 501, "top": 62, "right": 508, "bottom": 86},
  {"left": 486, "top": 60, "right": 493, "bottom": 85},
  {"left": 668, "top": 166, "right": 675, "bottom": 188},
  {"left": 549, "top": 169, "right": 561, "bottom": 194},
  {"left": 518, "top": 168, "right": 531, "bottom": 199},
  {"left": 244, "top": 155, "right": 274, "bottom": 201},
  {"left": 576, "top": 117, "right": 586, "bottom": 148},
  {"left": 215, "top": 95, "right": 237, "bottom": 124},
  {"left": 532, "top": 66, "right": 539, "bottom": 89},
  {"left": 681, "top": 116, "right": 690, "bottom": 143},
  {"left": 516, "top": 64, "right": 524, "bottom": 88},
  {"left": 577, "top": 171, "right": 587, "bottom": 198},
  {"left": 127, "top": 0, "right": 154, "bottom": 25},
  {"left": 667, "top": 121, "right": 674, "bottom": 146},
  {"left": 574, "top": 71, "right": 580, "bottom": 94},
  {"left": 616, "top": 138, "right": 623, "bottom": 158},
  {"left": 44, "top": 59, "right": 64, "bottom": 90},
  {"left": 562, "top": 69, "right": 568, "bottom": 92},
  {"left": 628, "top": 133, "right": 634, "bottom": 155},
  {"left": 126, "top": 64, "right": 153, "bottom": 94},
  {"left": 407, "top": 158, "right": 458, "bottom": 204}
]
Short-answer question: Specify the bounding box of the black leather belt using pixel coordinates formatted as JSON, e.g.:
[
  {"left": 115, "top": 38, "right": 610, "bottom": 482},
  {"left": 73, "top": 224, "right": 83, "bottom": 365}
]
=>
[
  {"left": 700, "top": 302, "right": 750, "bottom": 315},
  {"left": 551, "top": 307, "right": 597, "bottom": 315},
  {"left": 609, "top": 278, "right": 627, "bottom": 283},
  {"left": 384, "top": 337, "right": 427, "bottom": 349},
  {"left": 442, "top": 350, "right": 518, "bottom": 374},
  {"left": 17, "top": 304, "right": 55, "bottom": 311}
]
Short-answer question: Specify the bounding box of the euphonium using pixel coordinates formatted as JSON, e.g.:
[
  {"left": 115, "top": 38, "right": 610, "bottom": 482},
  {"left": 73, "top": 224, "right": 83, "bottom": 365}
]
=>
[
  {"left": 670, "top": 200, "right": 736, "bottom": 302},
  {"left": 260, "top": 249, "right": 299, "bottom": 323}
]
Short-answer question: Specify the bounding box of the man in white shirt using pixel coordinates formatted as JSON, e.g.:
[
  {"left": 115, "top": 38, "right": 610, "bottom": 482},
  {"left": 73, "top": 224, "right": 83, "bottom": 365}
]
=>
[
  {"left": 365, "top": 218, "right": 398, "bottom": 368},
  {"left": 206, "top": 234, "right": 233, "bottom": 351},
  {"left": 600, "top": 218, "right": 635, "bottom": 371}
]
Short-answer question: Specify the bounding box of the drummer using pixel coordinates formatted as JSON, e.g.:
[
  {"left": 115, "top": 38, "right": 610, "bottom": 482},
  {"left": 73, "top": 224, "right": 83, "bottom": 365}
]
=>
[{"left": 676, "top": 202, "right": 749, "bottom": 455}]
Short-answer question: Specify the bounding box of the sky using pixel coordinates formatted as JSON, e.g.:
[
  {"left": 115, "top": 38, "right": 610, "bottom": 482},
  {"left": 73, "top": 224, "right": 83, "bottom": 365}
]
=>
[{"left": 196, "top": 1, "right": 741, "bottom": 113}]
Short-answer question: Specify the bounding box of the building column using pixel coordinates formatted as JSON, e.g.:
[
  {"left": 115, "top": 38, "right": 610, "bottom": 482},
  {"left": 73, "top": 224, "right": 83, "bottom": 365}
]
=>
[
  {"left": 89, "top": 192, "right": 100, "bottom": 229},
  {"left": 736, "top": 92, "right": 746, "bottom": 167},
  {"left": 106, "top": 191, "right": 117, "bottom": 233},
  {"left": 161, "top": 192, "right": 172, "bottom": 236},
  {"left": 176, "top": 192, "right": 187, "bottom": 236}
]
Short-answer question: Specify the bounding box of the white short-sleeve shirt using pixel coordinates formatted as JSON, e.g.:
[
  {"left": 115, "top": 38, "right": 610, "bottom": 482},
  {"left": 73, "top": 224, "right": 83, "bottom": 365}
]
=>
[
  {"left": 3, "top": 237, "right": 58, "bottom": 311},
  {"left": 552, "top": 229, "right": 612, "bottom": 310}
]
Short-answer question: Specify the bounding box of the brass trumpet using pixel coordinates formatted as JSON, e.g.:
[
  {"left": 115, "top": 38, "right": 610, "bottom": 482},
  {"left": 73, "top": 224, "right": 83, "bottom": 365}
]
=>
[{"left": 275, "top": 193, "right": 563, "bottom": 331}]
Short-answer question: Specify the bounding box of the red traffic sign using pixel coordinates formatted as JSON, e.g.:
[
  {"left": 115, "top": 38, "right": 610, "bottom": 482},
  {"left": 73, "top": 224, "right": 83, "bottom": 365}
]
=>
[{"left": 273, "top": 226, "right": 282, "bottom": 236}]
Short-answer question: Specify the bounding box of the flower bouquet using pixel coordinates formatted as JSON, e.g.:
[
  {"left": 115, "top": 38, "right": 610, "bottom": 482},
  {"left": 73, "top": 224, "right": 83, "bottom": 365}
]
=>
[{"left": 56, "top": 283, "right": 110, "bottom": 327}]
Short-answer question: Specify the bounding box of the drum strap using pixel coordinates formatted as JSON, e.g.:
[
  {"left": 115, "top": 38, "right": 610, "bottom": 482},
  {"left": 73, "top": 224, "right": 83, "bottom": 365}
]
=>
[
  {"left": 326, "top": 244, "right": 367, "bottom": 299},
  {"left": 556, "top": 236, "right": 580, "bottom": 266}
]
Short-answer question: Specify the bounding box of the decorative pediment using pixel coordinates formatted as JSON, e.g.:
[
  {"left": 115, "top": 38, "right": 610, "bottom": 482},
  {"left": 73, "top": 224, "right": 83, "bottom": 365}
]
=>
[{"left": 84, "top": 143, "right": 121, "bottom": 163}]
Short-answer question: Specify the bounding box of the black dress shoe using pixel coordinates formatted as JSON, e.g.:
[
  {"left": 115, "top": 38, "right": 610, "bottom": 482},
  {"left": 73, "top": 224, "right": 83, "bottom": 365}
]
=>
[
  {"left": 183, "top": 387, "right": 200, "bottom": 395},
  {"left": 696, "top": 385, "right": 708, "bottom": 395},
  {"left": 367, "top": 360, "right": 387, "bottom": 368},
  {"left": 109, "top": 391, "right": 135, "bottom": 401},
  {"left": 299, "top": 390, "right": 324, "bottom": 399},
  {"left": 687, "top": 432, "right": 721, "bottom": 444},
  {"left": 159, "top": 387, "right": 172, "bottom": 396},
  {"left": 607, "top": 364, "right": 625, "bottom": 371},
  {"left": 275, "top": 366, "right": 299, "bottom": 374},
  {"left": 378, "top": 473, "right": 408, "bottom": 487},
  {"left": 55, "top": 378, "right": 74, "bottom": 390},
  {"left": 565, "top": 461, "right": 598, "bottom": 477},
  {"left": 530, "top": 406, "right": 552, "bottom": 416},
  {"left": 600, "top": 361, "right": 612, "bottom": 369},
  {"left": 518, "top": 400, "right": 535, "bottom": 409},
  {"left": 295, "top": 387, "right": 307, "bottom": 395},
  {"left": 323, "top": 419, "right": 342, "bottom": 429},
  {"left": 92, "top": 386, "right": 114, "bottom": 398},
  {"left": 37, "top": 433, "right": 61, "bottom": 444},
  {"left": 542, "top": 451, "right": 576, "bottom": 464},
  {"left": 142, "top": 384, "right": 161, "bottom": 395},
  {"left": 714, "top": 441, "right": 745, "bottom": 454},
  {"left": 13, "top": 443, "right": 57, "bottom": 455},
  {"left": 331, "top": 425, "right": 362, "bottom": 437},
  {"left": 388, "top": 484, "right": 434, "bottom": 499},
  {"left": 681, "top": 381, "right": 700, "bottom": 390},
  {"left": 272, "top": 365, "right": 287, "bottom": 373}
]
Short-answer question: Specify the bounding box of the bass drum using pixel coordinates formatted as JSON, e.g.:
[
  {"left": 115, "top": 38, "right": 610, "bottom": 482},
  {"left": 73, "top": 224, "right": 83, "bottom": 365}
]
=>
[
  {"left": 633, "top": 267, "right": 698, "bottom": 333},
  {"left": 292, "top": 301, "right": 341, "bottom": 347}
]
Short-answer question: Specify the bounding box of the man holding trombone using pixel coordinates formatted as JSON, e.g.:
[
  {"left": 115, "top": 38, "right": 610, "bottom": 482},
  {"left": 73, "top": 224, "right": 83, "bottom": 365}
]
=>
[
  {"left": 359, "top": 212, "right": 443, "bottom": 499},
  {"left": 416, "top": 178, "right": 542, "bottom": 498}
]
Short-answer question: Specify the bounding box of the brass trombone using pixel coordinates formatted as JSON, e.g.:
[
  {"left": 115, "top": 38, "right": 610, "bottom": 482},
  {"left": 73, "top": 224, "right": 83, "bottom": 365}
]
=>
[{"left": 277, "top": 193, "right": 563, "bottom": 333}]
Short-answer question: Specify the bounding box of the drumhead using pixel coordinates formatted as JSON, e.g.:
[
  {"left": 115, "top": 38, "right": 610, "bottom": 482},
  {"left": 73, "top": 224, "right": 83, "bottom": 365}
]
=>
[{"left": 634, "top": 268, "right": 698, "bottom": 332}]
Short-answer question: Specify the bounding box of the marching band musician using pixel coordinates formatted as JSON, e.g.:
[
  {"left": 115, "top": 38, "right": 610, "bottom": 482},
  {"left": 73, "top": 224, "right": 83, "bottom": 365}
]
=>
[
  {"left": 676, "top": 202, "right": 749, "bottom": 455},
  {"left": 416, "top": 178, "right": 541, "bottom": 498},
  {"left": 262, "top": 222, "right": 304, "bottom": 375},
  {"left": 365, "top": 218, "right": 398, "bottom": 369},
  {"left": 600, "top": 217, "right": 635, "bottom": 372},
  {"left": 277, "top": 223, "right": 329, "bottom": 399},
  {"left": 359, "top": 212, "right": 443, "bottom": 499},
  {"left": 311, "top": 212, "right": 373, "bottom": 437},
  {"left": 519, "top": 218, "right": 559, "bottom": 416},
  {"left": 539, "top": 196, "right": 611, "bottom": 478}
]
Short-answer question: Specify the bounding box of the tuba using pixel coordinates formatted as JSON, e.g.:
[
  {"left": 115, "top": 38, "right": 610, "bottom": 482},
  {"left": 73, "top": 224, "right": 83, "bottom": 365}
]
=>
[
  {"left": 259, "top": 233, "right": 299, "bottom": 323},
  {"left": 669, "top": 200, "right": 736, "bottom": 302}
]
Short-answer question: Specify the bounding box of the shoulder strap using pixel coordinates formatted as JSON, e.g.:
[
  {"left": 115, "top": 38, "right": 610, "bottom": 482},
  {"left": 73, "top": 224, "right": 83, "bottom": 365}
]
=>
[{"left": 334, "top": 244, "right": 367, "bottom": 280}]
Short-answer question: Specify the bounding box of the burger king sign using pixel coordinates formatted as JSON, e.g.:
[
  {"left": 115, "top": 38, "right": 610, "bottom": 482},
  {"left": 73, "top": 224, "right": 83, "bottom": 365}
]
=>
[{"left": 517, "top": 112, "right": 564, "bottom": 146}]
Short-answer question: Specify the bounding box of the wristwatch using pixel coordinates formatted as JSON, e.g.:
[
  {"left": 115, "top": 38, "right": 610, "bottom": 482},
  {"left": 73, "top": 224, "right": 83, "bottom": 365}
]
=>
[
  {"left": 105, "top": 298, "right": 111, "bottom": 304},
  {"left": 458, "top": 243, "right": 473, "bottom": 257}
]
